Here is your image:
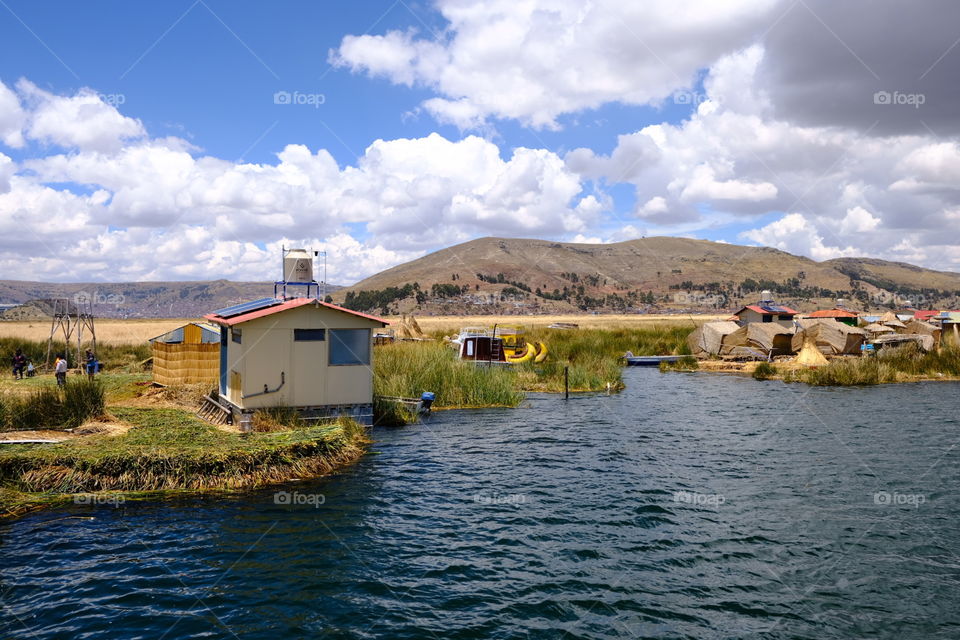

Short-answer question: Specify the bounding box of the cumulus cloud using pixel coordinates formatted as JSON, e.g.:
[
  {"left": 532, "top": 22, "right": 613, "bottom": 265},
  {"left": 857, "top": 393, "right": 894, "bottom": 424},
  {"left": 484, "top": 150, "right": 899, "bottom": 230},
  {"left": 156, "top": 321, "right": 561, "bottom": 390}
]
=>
[
  {"left": 0, "top": 153, "right": 13, "bottom": 193},
  {"left": 331, "top": 0, "right": 782, "bottom": 128},
  {"left": 0, "top": 79, "right": 598, "bottom": 282},
  {"left": 741, "top": 213, "right": 859, "bottom": 261},
  {"left": 17, "top": 79, "right": 146, "bottom": 152},
  {"left": 561, "top": 44, "right": 960, "bottom": 269},
  {"left": 0, "top": 81, "right": 25, "bottom": 148},
  {"left": 4, "top": 0, "right": 960, "bottom": 285}
]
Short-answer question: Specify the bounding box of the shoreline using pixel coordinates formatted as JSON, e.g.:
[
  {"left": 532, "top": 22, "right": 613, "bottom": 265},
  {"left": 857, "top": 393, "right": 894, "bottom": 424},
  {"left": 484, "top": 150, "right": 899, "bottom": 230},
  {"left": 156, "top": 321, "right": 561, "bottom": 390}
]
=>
[
  {"left": 681, "top": 358, "right": 960, "bottom": 384},
  {"left": 0, "top": 407, "right": 370, "bottom": 521}
]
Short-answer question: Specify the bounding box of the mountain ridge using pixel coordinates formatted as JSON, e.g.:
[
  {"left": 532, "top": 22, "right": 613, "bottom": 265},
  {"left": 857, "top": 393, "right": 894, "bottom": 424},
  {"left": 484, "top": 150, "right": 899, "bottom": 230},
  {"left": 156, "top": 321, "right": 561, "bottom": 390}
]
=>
[
  {"left": 1, "top": 237, "right": 957, "bottom": 318},
  {"left": 334, "top": 236, "right": 960, "bottom": 314}
]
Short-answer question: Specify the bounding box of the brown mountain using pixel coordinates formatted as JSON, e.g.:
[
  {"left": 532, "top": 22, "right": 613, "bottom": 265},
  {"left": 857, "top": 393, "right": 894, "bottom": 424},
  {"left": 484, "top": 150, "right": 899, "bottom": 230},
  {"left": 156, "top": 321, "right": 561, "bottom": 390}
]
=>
[
  {"left": 334, "top": 236, "right": 960, "bottom": 313},
  {"left": 0, "top": 280, "right": 341, "bottom": 319}
]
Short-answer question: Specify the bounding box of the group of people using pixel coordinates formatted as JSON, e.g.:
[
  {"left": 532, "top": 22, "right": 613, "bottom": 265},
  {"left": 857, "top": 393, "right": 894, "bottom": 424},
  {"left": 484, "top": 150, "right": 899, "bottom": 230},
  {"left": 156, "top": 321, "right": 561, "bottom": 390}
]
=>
[
  {"left": 10, "top": 349, "right": 34, "bottom": 379},
  {"left": 12, "top": 348, "right": 99, "bottom": 386}
]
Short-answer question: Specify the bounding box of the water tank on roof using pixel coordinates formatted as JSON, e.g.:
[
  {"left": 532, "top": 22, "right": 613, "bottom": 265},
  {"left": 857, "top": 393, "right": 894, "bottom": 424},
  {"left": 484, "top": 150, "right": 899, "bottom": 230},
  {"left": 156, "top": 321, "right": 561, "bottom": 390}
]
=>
[
  {"left": 836, "top": 298, "right": 846, "bottom": 308},
  {"left": 759, "top": 290, "right": 774, "bottom": 303},
  {"left": 283, "top": 249, "right": 314, "bottom": 283}
]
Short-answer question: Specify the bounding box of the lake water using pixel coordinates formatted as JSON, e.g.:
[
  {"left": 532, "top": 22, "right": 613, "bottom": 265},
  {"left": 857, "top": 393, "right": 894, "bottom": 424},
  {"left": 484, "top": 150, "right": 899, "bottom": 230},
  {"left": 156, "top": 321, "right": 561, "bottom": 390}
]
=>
[{"left": 1, "top": 370, "right": 959, "bottom": 639}]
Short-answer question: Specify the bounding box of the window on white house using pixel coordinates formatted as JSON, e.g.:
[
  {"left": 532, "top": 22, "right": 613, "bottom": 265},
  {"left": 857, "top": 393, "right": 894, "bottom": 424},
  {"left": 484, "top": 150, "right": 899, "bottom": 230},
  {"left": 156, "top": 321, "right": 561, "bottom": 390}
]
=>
[
  {"left": 329, "top": 329, "right": 370, "bottom": 365},
  {"left": 294, "top": 329, "right": 326, "bottom": 341}
]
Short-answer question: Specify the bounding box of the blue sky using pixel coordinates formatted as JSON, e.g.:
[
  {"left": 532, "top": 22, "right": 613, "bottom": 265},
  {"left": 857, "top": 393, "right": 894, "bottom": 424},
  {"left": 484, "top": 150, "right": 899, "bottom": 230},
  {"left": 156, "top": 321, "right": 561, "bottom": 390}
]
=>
[
  {"left": 0, "top": 0, "right": 957, "bottom": 282},
  {"left": 1, "top": 2, "right": 690, "bottom": 164}
]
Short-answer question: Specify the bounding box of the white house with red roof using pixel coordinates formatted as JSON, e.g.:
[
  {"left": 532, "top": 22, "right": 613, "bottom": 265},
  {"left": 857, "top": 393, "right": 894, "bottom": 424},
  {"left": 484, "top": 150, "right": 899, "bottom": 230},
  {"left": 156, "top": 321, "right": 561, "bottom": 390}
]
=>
[
  {"left": 204, "top": 297, "right": 389, "bottom": 425},
  {"left": 732, "top": 303, "right": 798, "bottom": 328}
]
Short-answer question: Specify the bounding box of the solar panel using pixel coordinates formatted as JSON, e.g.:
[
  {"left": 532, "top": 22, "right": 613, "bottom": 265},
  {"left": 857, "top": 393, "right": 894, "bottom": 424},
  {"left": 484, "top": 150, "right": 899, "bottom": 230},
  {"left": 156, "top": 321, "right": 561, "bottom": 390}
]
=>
[
  {"left": 212, "top": 297, "right": 281, "bottom": 318},
  {"left": 760, "top": 304, "right": 792, "bottom": 314}
]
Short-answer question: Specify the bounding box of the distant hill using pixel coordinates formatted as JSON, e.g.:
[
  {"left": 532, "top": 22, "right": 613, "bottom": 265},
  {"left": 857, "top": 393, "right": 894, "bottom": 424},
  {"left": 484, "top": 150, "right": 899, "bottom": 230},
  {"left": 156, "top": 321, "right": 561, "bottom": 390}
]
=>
[
  {"left": 2, "top": 237, "right": 957, "bottom": 319},
  {"left": 333, "top": 236, "right": 960, "bottom": 314},
  {"left": 0, "top": 281, "right": 342, "bottom": 319}
]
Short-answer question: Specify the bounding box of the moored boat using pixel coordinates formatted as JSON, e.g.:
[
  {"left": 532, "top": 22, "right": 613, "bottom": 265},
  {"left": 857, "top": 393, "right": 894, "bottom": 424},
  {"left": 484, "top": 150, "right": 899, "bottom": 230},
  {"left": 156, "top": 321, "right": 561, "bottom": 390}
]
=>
[
  {"left": 451, "top": 326, "right": 548, "bottom": 364},
  {"left": 623, "top": 354, "right": 684, "bottom": 367}
]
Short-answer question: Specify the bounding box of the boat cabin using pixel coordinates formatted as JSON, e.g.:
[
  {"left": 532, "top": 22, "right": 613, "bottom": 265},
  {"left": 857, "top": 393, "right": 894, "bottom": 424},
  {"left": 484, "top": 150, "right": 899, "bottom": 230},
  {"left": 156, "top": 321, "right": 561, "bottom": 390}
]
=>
[{"left": 456, "top": 328, "right": 507, "bottom": 363}]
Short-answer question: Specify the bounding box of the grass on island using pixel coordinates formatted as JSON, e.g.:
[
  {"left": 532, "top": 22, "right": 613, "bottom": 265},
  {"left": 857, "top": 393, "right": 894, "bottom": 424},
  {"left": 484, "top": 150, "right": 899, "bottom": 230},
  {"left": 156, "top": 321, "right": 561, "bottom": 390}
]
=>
[
  {"left": 516, "top": 326, "right": 690, "bottom": 392},
  {"left": 375, "top": 326, "right": 692, "bottom": 414},
  {"left": 0, "top": 336, "right": 152, "bottom": 375},
  {"left": 0, "top": 406, "right": 369, "bottom": 518},
  {"left": 659, "top": 355, "right": 700, "bottom": 373},
  {"left": 752, "top": 361, "right": 777, "bottom": 381},
  {"left": 740, "top": 343, "right": 960, "bottom": 386},
  {"left": 0, "top": 378, "right": 106, "bottom": 432},
  {"left": 374, "top": 341, "right": 524, "bottom": 412}
]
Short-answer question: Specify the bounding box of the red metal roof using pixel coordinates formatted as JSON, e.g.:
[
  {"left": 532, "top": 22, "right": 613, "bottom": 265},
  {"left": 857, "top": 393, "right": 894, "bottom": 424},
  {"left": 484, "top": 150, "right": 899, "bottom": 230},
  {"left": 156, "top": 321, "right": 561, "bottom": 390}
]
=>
[
  {"left": 204, "top": 297, "right": 390, "bottom": 327},
  {"left": 736, "top": 304, "right": 798, "bottom": 316},
  {"left": 913, "top": 310, "right": 940, "bottom": 321},
  {"left": 807, "top": 308, "right": 859, "bottom": 318}
]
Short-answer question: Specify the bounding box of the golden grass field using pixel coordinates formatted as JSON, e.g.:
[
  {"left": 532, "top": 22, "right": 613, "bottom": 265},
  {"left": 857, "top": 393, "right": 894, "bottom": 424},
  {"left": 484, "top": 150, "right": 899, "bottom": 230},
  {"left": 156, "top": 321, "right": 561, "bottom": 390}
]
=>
[
  {"left": 0, "top": 313, "right": 725, "bottom": 345},
  {"left": 0, "top": 319, "right": 191, "bottom": 344}
]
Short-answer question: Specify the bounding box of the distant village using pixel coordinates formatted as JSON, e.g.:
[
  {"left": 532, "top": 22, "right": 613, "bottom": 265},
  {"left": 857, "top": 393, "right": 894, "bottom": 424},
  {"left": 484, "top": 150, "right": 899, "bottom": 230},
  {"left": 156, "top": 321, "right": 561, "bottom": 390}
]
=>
[{"left": 688, "top": 292, "right": 958, "bottom": 360}]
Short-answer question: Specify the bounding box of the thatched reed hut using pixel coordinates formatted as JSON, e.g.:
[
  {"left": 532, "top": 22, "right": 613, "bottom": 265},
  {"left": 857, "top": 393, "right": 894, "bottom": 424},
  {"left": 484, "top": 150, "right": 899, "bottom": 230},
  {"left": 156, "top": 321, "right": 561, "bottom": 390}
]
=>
[
  {"left": 792, "top": 319, "right": 866, "bottom": 355},
  {"left": 150, "top": 322, "right": 220, "bottom": 386}
]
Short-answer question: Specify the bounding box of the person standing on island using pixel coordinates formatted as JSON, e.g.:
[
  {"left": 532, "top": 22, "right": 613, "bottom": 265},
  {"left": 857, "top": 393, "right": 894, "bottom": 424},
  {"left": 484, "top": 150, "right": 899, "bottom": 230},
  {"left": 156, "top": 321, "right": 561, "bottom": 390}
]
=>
[
  {"left": 11, "top": 349, "right": 27, "bottom": 379},
  {"left": 55, "top": 354, "right": 68, "bottom": 387},
  {"left": 85, "top": 349, "right": 97, "bottom": 379}
]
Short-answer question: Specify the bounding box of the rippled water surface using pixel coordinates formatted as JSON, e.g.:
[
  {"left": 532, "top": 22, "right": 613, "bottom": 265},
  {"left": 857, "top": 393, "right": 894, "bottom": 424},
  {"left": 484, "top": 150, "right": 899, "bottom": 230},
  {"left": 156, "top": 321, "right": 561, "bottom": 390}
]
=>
[{"left": 2, "top": 370, "right": 960, "bottom": 639}]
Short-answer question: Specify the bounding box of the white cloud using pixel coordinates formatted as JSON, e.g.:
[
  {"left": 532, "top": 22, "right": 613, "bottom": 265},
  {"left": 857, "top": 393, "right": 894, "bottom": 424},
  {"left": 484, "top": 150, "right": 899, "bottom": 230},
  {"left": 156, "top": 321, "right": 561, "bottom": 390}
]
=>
[
  {"left": 4, "top": 0, "right": 960, "bottom": 288},
  {"left": 0, "top": 79, "right": 598, "bottom": 282},
  {"left": 17, "top": 79, "right": 146, "bottom": 152},
  {"left": 0, "top": 81, "right": 25, "bottom": 148},
  {"left": 637, "top": 196, "right": 667, "bottom": 216},
  {"left": 678, "top": 165, "right": 778, "bottom": 202},
  {"left": 332, "top": 0, "right": 782, "bottom": 128},
  {"left": 891, "top": 142, "right": 960, "bottom": 193},
  {"left": 563, "top": 44, "right": 960, "bottom": 267},
  {"left": 0, "top": 153, "right": 13, "bottom": 193},
  {"left": 741, "top": 213, "right": 858, "bottom": 261},
  {"left": 837, "top": 206, "right": 880, "bottom": 234}
]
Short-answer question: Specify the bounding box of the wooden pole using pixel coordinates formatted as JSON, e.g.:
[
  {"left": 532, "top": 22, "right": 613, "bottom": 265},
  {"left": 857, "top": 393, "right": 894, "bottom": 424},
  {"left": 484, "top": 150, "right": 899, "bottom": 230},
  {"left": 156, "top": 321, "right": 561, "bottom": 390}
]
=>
[{"left": 564, "top": 366, "right": 569, "bottom": 400}]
